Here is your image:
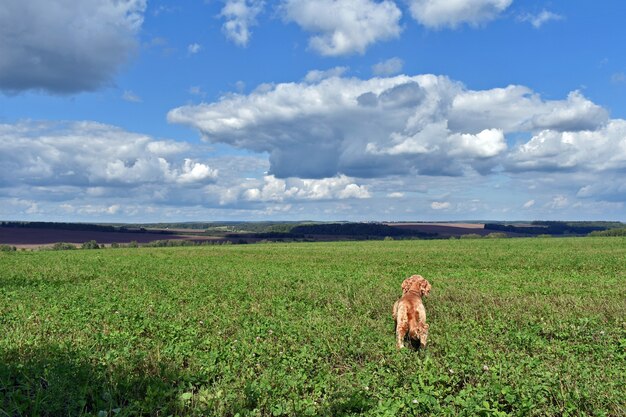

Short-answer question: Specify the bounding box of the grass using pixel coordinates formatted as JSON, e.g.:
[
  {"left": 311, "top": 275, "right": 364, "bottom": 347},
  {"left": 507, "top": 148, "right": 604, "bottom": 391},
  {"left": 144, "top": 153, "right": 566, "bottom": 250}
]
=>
[{"left": 1, "top": 237, "right": 625, "bottom": 416}]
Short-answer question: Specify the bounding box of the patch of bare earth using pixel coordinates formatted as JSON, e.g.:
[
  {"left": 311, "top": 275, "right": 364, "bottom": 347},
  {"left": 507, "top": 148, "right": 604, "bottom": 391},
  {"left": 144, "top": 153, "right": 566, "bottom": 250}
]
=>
[
  {"left": 0, "top": 227, "right": 222, "bottom": 249},
  {"left": 385, "top": 222, "right": 492, "bottom": 237}
]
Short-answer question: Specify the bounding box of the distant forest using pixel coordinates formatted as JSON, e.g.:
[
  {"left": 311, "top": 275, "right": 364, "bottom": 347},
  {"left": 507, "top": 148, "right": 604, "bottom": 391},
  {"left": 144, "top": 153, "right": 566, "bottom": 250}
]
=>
[
  {"left": 290, "top": 223, "right": 436, "bottom": 238},
  {"left": 484, "top": 221, "right": 623, "bottom": 236}
]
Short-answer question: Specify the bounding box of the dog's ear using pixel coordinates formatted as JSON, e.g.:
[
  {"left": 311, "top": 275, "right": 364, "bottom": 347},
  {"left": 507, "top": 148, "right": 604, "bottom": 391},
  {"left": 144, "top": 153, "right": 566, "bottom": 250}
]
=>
[
  {"left": 401, "top": 275, "right": 422, "bottom": 293},
  {"left": 401, "top": 278, "right": 413, "bottom": 293},
  {"left": 420, "top": 279, "right": 432, "bottom": 297}
]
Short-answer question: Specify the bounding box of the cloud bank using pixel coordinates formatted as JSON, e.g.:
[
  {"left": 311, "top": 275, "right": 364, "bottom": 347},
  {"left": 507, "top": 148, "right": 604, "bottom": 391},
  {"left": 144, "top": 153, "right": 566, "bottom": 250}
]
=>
[
  {"left": 0, "top": 121, "right": 217, "bottom": 188},
  {"left": 0, "top": 120, "right": 376, "bottom": 220}
]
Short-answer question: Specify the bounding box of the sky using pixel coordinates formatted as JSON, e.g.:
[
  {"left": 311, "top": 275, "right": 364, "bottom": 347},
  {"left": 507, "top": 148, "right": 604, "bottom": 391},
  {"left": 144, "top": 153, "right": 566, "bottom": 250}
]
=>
[{"left": 1, "top": 0, "right": 626, "bottom": 223}]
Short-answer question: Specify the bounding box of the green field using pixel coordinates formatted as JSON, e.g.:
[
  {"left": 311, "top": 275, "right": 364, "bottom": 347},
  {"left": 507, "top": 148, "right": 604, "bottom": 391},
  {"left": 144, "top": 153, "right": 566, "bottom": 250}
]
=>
[{"left": 1, "top": 238, "right": 625, "bottom": 416}]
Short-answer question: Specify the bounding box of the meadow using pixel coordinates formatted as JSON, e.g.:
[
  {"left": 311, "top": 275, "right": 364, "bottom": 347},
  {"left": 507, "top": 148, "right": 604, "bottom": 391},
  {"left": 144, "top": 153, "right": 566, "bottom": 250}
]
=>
[{"left": 1, "top": 238, "right": 625, "bottom": 416}]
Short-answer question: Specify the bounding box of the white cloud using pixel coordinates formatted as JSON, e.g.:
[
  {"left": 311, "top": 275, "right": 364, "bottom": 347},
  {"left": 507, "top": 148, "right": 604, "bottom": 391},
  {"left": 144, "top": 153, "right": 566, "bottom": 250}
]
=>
[
  {"left": 450, "top": 129, "right": 507, "bottom": 158},
  {"left": 372, "top": 57, "right": 404, "bottom": 76},
  {"left": 506, "top": 119, "right": 626, "bottom": 172},
  {"left": 146, "top": 141, "right": 191, "bottom": 155},
  {"left": 71, "top": 204, "right": 130, "bottom": 216},
  {"left": 529, "top": 91, "right": 608, "bottom": 131},
  {"left": 546, "top": 195, "right": 569, "bottom": 210},
  {"left": 407, "top": 0, "right": 512, "bottom": 29},
  {"left": 220, "top": 0, "right": 264, "bottom": 47},
  {"left": 518, "top": 10, "right": 563, "bottom": 28},
  {"left": 449, "top": 88, "right": 608, "bottom": 133},
  {"left": 304, "top": 67, "right": 349, "bottom": 83},
  {"left": 0, "top": 121, "right": 218, "bottom": 188},
  {"left": 0, "top": 0, "right": 146, "bottom": 94},
  {"left": 242, "top": 175, "right": 370, "bottom": 202},
  {"left": 122, "top": 90, "right": 142, "bottom": 103},
  {"left": 169, "top": 74, "right": 615, "bottom": 179},
  {"left": 107, "top": 204, "right": 121, "bottom": 215},
  {"left": 522, "top": 199, "right": 535, "bottom": 209},
  {"left": 281, "top": 0, "right": 402, "bottom": 56},
  {"left": 0, "top": 121, "right": 234, "bottom": 220},
  {"left": 187, "top": 43, "right": 202, "bottom": 54},
  {"left": 388, "top": 192, "right": 405, "bottom": 198},
  {"left": 431, "top": 201, "right": 451, "bottom": 210},
  {"left": 176, "top": 159, "right": 218, "bottom": 184}
]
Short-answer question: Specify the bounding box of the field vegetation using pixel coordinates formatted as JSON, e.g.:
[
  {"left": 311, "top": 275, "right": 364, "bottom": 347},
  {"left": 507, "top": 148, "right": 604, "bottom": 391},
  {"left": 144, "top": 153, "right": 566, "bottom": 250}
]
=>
[
  {"left": 1, "top": 238, "right": 625, "bottom": 416},
  {"left": 589, "top": 227, "right": 626, "bottom": 237}
]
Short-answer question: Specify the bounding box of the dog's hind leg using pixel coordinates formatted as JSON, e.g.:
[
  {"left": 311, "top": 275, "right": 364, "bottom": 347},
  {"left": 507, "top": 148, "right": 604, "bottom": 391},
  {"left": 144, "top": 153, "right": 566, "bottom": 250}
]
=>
[
  {"left": 395, "top": 305, "right": 409, "bottom": 348},
  {"left": 418, "top": 323, "right": 429, "bottom": 348},
  {"left": 396, "top": 321, "right": 408, "bottom": 348}
]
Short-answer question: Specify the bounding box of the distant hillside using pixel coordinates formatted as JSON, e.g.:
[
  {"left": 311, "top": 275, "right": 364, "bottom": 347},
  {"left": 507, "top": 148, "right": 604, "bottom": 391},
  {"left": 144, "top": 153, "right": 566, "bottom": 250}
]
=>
[
  {"left": 484, "top": 221, "right": 624, "bottom": 236},
  {"left": 290, "top": 222, "right": 436, "bottom": 238},
  {"left": 3, "top": 221, "right": 624, "bottom": 247},
  {"left": 588, "top": 227, "right": 626, "bottom": 237}
]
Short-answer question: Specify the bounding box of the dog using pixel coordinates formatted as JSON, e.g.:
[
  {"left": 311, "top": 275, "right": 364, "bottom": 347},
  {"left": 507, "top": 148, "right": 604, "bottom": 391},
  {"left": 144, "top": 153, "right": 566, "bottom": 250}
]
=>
[{"left": 392, "top": 275, "right": 431, "bottom": 349}]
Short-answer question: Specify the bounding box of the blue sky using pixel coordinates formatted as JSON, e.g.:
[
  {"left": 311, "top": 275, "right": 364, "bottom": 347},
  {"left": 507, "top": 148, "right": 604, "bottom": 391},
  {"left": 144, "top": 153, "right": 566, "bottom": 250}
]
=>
[{"left": 1, "top": 0, "right": 626, "bottom": 222}]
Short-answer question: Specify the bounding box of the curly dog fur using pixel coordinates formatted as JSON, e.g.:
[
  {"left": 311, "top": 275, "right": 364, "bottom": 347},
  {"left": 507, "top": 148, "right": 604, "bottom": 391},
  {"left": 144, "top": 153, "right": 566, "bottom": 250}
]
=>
[{"left": 392, "top": 275, "right": 431, "bottom": 349}]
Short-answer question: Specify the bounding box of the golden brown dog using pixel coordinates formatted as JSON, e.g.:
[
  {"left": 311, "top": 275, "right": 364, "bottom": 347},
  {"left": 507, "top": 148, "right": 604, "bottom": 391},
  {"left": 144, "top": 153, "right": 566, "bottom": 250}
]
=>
[{"left": 392, "top": 275, "right": 431, "bottom": 349}]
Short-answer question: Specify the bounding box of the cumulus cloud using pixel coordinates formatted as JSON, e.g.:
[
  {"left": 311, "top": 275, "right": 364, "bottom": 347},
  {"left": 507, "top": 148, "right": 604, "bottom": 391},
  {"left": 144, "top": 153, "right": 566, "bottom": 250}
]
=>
[
  {"left": 372, "top": 57, "right": 404, "bottom": 76},
  {"left": 281, "top": 0, "right": 402, "bottom": 56},
  {"left": 449, "top": 88, "right": 608, "bottom": 133},
  {"left": 177, "top": 159, "right": 218, "bottom": 184},
  {"left": 407, "top": 0, "right": 512, "bottom": 29},
  {"left": 0, "top": 121, "right": 217, "bottom": 188},
  {"left": 220, "top": 0, "right": 264, "bottom": 47},
  {"left": 242, "top": 174, "right": 370, "bottom": 202},
  {"left": 506, "top": 120, "right": 626, "bottom": 172},
  {"left": 450, "top": 129, "right": 507, "bottom": 158},
  {"left": 169, "top": 73, "right": 616, "bottom": 179},
  {"left": 0, "top": 0, "right": 146, "bottom": 94}
]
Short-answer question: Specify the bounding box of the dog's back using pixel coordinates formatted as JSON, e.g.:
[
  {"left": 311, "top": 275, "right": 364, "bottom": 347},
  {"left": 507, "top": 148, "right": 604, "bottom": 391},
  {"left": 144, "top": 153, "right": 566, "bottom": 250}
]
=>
[{"left": 395, "top": 293, "right": 424, "bottom": 342}]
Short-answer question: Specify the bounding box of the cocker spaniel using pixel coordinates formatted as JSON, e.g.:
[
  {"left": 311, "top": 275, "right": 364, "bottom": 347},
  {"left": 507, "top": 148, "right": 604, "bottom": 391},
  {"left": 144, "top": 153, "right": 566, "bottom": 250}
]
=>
[{"left": 392, "top": 275, "right": 431, "bottom": 349}]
